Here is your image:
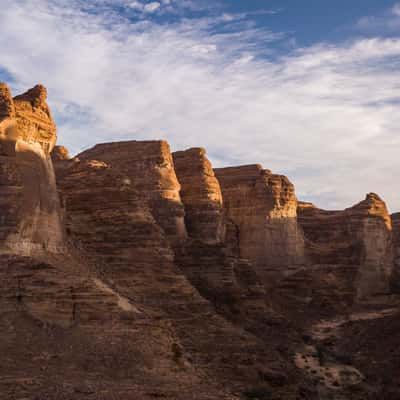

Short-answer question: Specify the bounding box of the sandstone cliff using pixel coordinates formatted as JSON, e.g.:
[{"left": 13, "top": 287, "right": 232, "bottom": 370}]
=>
[
  {"left": 77, "top": 141, "right": 187, "bottom": 245},
  {"left": 391, "top": 213, "right": 400, "bottom": 291},
  {"left": 173, "top": 147, "right": 225, "bottom": 244},
  {"left": 298, "top": 194, "right": 393, "bottom": 299},
  {"left": 0, "top": 83, "right": 63, "bottom": 255},
  {"left": 52, "top": 150, "right": 296, "bottom": 398},
  {"left": 1, "top": 82, "right": 399, "bottom": 400},
  {"left": 214, "top": 164, "right": 305, "bottom": 285}
]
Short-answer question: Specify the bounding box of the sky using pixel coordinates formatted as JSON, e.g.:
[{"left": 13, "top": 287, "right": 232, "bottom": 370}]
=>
[{"left": 0, "top": 0, "right": 399, "bottom": 212}]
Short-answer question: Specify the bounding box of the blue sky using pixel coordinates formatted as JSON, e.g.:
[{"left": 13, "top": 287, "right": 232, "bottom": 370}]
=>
[{"left": 0, "top": 0, "right": 399, "bottom": 211}]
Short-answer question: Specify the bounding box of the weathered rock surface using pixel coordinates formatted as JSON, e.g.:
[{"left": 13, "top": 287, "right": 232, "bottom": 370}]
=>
[
  {"left": 52, "top": 154, "right": 298, "bottom": 398},
  {"left": 0, "top": 83, "right": 63, "bottom": 255},
  {"left": 51, "top": 145, "right": 70, "bottom": 162},
  {"left": 13, "top": 84, "right": 57, "bottom": 154},
  {"left": 214, "top": 164, "right": 305, "bottom": 285},
  {"left": 1, "top": 82, "right": 399, "bottom": 400},
  {"left": 77, "top": 140, "right": 187, "bottom": 245},
  {"left": 0, "top": 254, "right": 243, "bottom": 399},
  {"left": 298, "top": 193, "right": 393, "bottom": 299},
  {"left": 172, "top": 148, "right": 282, "bottom": 337},
  {"left": 391, "top": 213, "right": 400, "bottom": 291},
  {"left": 173, "top": 148, "right": 225, "bottom": 244}
]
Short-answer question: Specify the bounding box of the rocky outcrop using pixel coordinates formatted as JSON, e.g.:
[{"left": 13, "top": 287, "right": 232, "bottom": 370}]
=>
[
  {"left": 173, "top": 148, "right": 225, "bottom": 244},
  {"left": 2, "top": 81, "right": 400, "bottom": 400},
  {"left": 51, "top": 145, "right": 70, "bottom": 162},
  {"left": 0, "top": 83, "right": 63, "bottom": 255},
  {"left": 13, "top": 84, "right": 57, "bottom": 154},
  {"left": 214, "top": 164, "right": 305, "bottom": 285},
  {"left": 298, "top": 193, "right": 393, "bottom": 300},
  {"left": 172, "top": 148, "right": 281, "bottom": 336},
  {"left": 52, "top": 153, "right": 296, "bottom": 398},
  {"left": 77, "top": 141, "right": 187, "bottom": 245},
  {"left": 391, "top": 213, "right": 400, "bottom": 291}
]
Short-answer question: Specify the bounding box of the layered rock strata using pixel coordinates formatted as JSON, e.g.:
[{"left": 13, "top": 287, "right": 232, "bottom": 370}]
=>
[
  {"left": 391, "top": 213, "right": 400, "bottom": 291},
  {"left": 77, "top": 141, "right": 187, "bottom": 245},
  {"left": 52, "top": 154, "right": 296, "bottom": 397},
  {"left": 173, "top": 148, "right": 225, "bottom": 244},
  {"left": 214, "top": 164, "right": 305, "bottom": 285},
  {"left": 0, "top": 83, "right": 63, "bottom": 255},
  {"left": 172, "top": 148, "right": 281, "bottom": 335},
  {"left": 298, "top": 193, "right": 393, "bottom": 299}
]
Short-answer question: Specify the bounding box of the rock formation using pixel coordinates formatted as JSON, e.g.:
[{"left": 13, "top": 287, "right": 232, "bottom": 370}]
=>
[
  {"left": 52, "top": 149, "right": 296, "bottom": 399},
  {"left": 214, "top": 164, "right": 305, "bottom": 285},
  {"left": 298, "top": 193, "right": 393, "bottom": 299},
  {"left": 1, "top": 82, "right": 399, "bottom": 400},
  {"left": 0, "top": 83, "right": 63, "bottom": 255},
  {"left": 13, "top": 84, "right": 57, "bottom": 154},
  {"left": 173, "top": 148, "right": 225, "bottom": 244},
  {"left": 391, "top": 213, "right": 400, "bottom": 291},
  {"left": 77, "top": 141, "right": 187, "bottom": 245}
]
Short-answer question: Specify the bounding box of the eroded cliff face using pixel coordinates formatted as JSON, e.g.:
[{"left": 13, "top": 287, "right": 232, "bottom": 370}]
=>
[
  {"left": 0, "top": 83, "right": 63, "bottom": 255},
  {"left": 214, "top": 164, "right": 305, "bottom": 285},
  {"left": 391, "top": 213, "right": 400, "bottom": 291},
  {"left": 77, "top": 141, "right": 187, "bottom": 245},
  {"left": 52, "top": 151, "right": 296, "bottom": 399},
  {"left": 1, "top": 81, "right": 399, "bottom": 400},
  {"left": 298, "top": 193, "right": 393, "bottom": 300},
  {"left": 173, "top": 148, "right": 225, "bottom": 244},
  {"left": 172, "top": 148, "right": 278, "bottom": 336}
]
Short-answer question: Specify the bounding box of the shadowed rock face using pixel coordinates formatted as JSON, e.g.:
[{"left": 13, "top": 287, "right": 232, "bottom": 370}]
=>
[
  {"left": 173, "top": 147, "right": 225, "bottom": 244},
  {"left": 214, "top": 164, "right": 305, "bottom": 285},
  {"left": 0, "top": 83, "right": 63, "bottom": 255},
  {"left": 77, "top": 140, "right": 187, "bottom": 245},
  {"left": 391, "top": 213, "right": 400, "bottom": 290},
  {"left": 298, "top": 193, "right": 393, "bottom": 299}
]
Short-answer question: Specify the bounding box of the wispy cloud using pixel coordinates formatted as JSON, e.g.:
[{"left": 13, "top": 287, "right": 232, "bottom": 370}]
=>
[
  {"left": 0, "top": 0, "right": 399, "bottom": 211},
  {"left": 355, "top": 3, "right": 400, "bottom": 33}
]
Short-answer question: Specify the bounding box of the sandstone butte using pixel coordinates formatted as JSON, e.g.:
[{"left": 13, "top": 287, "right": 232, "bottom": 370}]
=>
[{"left": 0, "top": 83, "right": 399, "bottom": 400}]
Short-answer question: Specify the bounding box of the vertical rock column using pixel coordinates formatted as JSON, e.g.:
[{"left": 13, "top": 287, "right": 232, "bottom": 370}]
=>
[
  {"left": 0, "top": 83, "right": 64, "bottom": 255},
  {"left": 173, "top": 147, "right": 225, "bottom": 244}
]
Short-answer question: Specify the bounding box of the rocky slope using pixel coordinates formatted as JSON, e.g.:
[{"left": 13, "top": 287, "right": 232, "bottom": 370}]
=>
[{"left": 0, "top": 82, "right": 399, "bottom": 400}]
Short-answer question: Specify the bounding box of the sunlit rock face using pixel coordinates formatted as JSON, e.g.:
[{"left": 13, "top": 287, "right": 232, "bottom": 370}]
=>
[
  {"left": 214, "top": 164, "right": 305, "bottom": 285},
  {"left": 77, "top": 140, "right": 187, "bottom": 245},
  {"left": 298, "top": 193, "right": 393, "bottom": 300},
  {"left": 51, "top": 145, "right": 70, "bottom": 162},
  {"left": 0, "top": 83, "right": 64, "bottom": 255},
  {"left": 173, "top": 147, "right": 225, "bottom": 244},
  {"left": 13, "top": 84, "right": 57, "bottom": 154}
]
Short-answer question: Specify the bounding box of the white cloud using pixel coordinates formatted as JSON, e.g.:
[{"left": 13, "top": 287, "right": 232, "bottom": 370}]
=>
[
  {"left": 392, "top": 3, "right": 400, "bottom": 16},
  {"left": 144, "top": 1, "right": 160, "bottom": 13},
  {"left": 0, "top": 0, "right": 399, "bottom": 212},
  {"left": 355, "top": 4, "right": 400, "bottom": 32},
  {"left": 129, "top": 1, "right": 144, "bottom": 11}
]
